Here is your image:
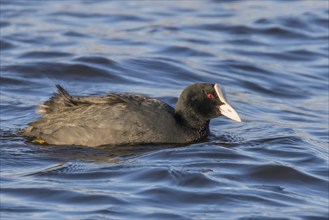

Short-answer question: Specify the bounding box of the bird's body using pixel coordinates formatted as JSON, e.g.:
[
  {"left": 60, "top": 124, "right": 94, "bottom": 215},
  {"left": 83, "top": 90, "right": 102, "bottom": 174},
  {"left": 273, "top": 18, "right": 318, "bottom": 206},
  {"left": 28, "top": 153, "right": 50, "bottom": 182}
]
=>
[{"left": 23, "top": 84, "right": 241, "bottom": 147}]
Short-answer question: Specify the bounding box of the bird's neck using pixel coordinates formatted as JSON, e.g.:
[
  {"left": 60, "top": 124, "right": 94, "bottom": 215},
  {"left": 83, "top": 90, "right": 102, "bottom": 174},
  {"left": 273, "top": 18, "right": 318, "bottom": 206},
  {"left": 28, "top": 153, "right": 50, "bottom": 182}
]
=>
[
  {"left": 174, "top": 108, "right": 209, "bottom": 134},
  {"left": 175, "top": 96, "right": 210, "bottom": 137}
]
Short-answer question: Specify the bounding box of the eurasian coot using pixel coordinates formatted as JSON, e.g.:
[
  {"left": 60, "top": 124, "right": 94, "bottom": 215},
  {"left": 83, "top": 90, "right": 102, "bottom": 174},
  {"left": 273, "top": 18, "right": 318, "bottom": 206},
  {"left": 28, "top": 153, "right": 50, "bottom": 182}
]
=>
[{"left": 23, "top": 83, "right": 241, "bottom": 147}]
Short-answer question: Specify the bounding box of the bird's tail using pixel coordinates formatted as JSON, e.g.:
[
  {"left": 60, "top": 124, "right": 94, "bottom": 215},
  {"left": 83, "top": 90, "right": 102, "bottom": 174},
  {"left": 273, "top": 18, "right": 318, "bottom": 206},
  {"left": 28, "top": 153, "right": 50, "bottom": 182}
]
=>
[{"left": 36, "top": 85, "right": 75, "bottom": 115}]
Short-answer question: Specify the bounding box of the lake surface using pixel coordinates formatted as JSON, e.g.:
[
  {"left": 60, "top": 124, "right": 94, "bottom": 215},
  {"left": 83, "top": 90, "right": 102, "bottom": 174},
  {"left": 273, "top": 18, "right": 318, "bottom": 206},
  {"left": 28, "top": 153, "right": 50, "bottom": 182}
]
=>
[{"left": 1, "top": 0, "right": 328, "bottom": 219}]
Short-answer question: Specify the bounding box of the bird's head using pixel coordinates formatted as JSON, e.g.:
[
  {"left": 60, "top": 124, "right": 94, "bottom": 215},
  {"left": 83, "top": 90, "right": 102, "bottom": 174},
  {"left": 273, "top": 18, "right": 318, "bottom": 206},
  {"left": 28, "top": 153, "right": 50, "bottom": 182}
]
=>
[{"left": 175, "top": 83, "right": 241, "bottom": 128}]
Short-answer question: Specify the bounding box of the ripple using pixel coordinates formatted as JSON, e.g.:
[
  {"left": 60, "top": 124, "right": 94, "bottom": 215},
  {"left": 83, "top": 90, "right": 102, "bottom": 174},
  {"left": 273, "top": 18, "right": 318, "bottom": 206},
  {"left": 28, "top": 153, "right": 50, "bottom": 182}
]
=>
[
  {"left": 5, "top": 33, "right": 50, "bottom": 44},
  {"left": 245, "top": 164, "right": 327, "bottom": 187},
  {"left": 2, "top": 62, "right": 124, "bottom": 83},
  {"left": 62, "top": 31, "right": 89, "bottom": 38},
  {"left": 138, "top": 186, "right": 287, "bottom": 208},
  {"left": 0, "top": 21, "right": 11, "bottom": 28},
  {"left": 0, "top": 76, "right": 39, "bottom": 86},
  {"left": 124, "top": 58, "right": 202, "bottom": 85},
  {"left": 2, "top": 187, "right": 127, "bottom": 206},
  {"left": 0, "top": 40, "right": 15, "bottom": 50},
  {"left": 50, "top": 11, "right": 152, "bottom": 23},
  {"left": 49, "top": 11, "right": 110, "bottom": 19},
  {"left": 241, "top": 80, "right": 304, "bottom": 98},
  {"left": 229, "top": 49, "right": 324, "bottom": 62},
  {"left": 19, "top": 51, "right": 72, "bottom": 59},
  {"left": 74, "top": 56, "right": 117, "bottom": 66},
  {"left": 154, "top": 45, "right": 215, "bottom": 57}
]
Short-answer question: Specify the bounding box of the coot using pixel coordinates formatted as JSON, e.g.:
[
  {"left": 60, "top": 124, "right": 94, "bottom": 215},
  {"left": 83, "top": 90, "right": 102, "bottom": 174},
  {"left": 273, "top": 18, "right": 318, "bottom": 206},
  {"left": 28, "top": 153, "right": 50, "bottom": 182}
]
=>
[{"left": 23, "top": 83, "right": 241, "bottom": 147}]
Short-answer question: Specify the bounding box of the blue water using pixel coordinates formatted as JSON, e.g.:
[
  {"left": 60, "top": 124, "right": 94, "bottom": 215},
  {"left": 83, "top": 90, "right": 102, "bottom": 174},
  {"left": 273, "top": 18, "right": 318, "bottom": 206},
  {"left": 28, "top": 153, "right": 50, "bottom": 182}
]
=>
[{"left": 1, "top": 1, "right": 328, "bottom": 219}]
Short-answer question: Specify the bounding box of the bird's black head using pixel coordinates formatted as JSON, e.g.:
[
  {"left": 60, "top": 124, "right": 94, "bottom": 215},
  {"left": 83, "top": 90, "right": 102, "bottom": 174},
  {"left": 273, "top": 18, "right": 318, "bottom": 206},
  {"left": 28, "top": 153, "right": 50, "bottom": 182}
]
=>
[{"left": 175, "top": 83, "right": 241, "bottom": 129}]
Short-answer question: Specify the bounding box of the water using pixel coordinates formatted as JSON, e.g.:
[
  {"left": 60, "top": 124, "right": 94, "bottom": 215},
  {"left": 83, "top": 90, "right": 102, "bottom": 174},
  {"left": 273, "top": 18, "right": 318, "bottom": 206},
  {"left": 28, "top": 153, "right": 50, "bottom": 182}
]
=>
[{"left": 1, "top": 0, "right": 328, "bottom": 219}]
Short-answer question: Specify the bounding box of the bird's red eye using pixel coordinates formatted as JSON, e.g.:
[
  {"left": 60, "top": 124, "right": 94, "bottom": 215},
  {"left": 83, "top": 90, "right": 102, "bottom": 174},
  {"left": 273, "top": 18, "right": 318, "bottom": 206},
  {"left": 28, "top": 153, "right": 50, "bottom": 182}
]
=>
[{"left": 207, "top": 93, "right": 215, "bottom": 99}]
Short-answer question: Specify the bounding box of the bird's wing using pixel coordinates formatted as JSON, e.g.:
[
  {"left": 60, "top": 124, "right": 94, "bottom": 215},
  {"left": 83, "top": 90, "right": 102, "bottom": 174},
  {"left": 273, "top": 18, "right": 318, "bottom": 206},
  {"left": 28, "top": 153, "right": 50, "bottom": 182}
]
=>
[{"left": 38, "top": 85, "right": 174, "bottom": 115}]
